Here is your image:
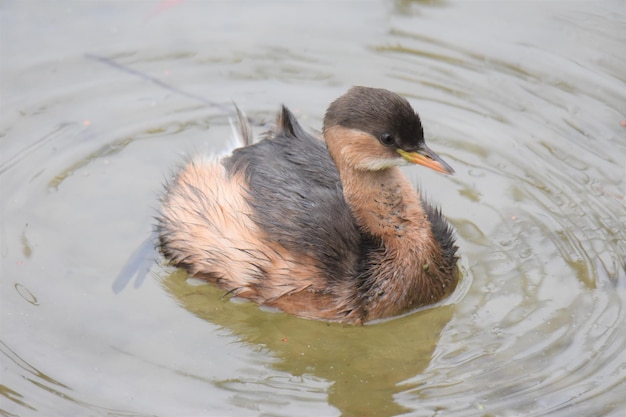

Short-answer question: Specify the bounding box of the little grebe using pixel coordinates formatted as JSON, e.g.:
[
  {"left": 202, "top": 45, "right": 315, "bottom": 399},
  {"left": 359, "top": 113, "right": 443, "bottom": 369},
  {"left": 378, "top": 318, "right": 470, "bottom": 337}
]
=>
[{"left": 158, "top": 86, "right": 458, "bottom": 324}]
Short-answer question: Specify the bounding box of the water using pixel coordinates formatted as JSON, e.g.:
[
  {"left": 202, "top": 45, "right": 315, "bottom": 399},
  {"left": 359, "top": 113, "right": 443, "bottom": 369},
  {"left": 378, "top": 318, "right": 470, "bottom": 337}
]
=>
[{"left": 1, "top": 1, "right": 625, "bottom": 416}]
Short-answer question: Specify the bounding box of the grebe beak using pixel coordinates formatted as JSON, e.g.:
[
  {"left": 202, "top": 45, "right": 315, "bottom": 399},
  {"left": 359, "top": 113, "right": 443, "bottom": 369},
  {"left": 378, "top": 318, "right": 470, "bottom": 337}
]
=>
[{"left": 397, "top": 145, "right": 455, "bottom": 175}]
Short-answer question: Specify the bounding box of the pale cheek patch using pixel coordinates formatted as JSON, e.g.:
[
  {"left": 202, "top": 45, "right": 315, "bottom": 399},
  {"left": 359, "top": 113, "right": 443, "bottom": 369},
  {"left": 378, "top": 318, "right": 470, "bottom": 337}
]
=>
[
  {"left": 332, "top": 128, "right": 404, "bottom": 171},
  {"left": 355, "top": 155, "right": 409, "bottom": 171}
]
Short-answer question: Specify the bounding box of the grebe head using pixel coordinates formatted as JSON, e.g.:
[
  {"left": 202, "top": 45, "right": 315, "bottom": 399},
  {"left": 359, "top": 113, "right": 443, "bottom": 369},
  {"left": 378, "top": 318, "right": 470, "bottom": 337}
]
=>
[{"left": 323, "top": 86, "right": 454, "bottom": 174}]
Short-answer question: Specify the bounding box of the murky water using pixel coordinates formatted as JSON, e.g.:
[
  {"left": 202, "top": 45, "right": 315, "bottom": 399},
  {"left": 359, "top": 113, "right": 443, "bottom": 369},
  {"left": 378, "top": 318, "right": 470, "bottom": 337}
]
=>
[{"left": 2, "top": 1, "right": 625, "bottom": 416}]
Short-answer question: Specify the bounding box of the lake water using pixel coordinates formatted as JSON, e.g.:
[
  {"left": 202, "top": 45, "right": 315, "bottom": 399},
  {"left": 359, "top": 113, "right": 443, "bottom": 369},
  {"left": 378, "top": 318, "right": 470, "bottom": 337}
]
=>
[{"left": 1, "top": 1, "right": 625, "bottom": 416}]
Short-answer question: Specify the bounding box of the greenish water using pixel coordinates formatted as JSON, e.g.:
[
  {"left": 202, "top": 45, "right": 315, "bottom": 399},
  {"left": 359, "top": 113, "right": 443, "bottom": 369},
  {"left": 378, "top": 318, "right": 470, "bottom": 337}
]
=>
[{"left": 1, "top": 1, "right": 624, "bottom": 416}]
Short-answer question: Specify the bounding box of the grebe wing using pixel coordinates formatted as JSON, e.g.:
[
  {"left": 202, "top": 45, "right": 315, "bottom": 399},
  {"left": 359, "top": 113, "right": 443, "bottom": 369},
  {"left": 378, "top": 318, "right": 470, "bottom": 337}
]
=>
[
  {"left": 421, "top": 198, "right": 458, "bottom": 267},
  {"left": 224, "top": 106, "right": 361, "bottom": 280}
]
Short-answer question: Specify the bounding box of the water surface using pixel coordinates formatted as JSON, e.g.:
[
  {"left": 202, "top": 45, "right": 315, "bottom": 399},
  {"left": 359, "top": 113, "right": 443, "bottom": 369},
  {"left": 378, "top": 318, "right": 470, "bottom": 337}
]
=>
[{"left": 1, "top": 1, "right": 625, "bottom": 416}]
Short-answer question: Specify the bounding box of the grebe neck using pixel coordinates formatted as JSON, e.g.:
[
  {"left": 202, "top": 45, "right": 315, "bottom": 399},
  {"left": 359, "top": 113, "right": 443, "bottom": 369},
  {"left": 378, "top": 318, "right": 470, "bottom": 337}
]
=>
[
  {"left": 339, "top": 164, "right": 433, "bottom": 253},
  {"left": 324, "top": 126, "right": 432, "bottom": 245},
  {"left": 325, "top": 126, "right": 454, "bottom": 320}
]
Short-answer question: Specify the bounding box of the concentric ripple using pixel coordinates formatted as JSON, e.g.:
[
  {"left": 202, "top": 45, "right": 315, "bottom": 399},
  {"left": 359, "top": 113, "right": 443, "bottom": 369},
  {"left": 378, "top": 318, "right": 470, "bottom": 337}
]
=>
[{"left": 1, "top": 2, "right": 624, "bottom": 416}]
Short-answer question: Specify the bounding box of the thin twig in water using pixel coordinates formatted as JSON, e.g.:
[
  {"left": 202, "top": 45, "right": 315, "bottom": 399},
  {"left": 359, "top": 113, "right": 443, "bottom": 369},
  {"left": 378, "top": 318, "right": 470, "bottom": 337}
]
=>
[{"left": 84, "top": 53, "right": 233, "bottom": 114}]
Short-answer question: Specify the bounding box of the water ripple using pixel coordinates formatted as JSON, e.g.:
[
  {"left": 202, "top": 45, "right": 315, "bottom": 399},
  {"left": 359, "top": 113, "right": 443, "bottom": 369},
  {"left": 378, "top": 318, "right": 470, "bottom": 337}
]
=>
[{"left": 1, "top": 2, "right": 624, "bottom": 416}]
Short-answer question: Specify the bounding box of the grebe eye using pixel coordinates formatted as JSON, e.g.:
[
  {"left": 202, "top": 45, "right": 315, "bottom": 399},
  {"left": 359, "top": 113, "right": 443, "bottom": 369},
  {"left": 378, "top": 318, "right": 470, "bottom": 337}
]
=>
[{"left": 380, "top": 133, "right": 395, "bottom": 146}]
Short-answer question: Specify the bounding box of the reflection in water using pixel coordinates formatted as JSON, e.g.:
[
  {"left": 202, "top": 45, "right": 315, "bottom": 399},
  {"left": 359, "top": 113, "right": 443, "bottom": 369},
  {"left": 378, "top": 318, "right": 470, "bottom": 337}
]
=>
[
  {"left": 112, "top": 236, "right": 158, "bottom": 293},
  {"left": 162, "top": 270, "right": 455, "bottom": 417},
  {"left": 0, "top": 340, "right": 67, "bottom": 412},
  {"left": 1, "top": 1, "right": 625, "bottom": 416}
]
